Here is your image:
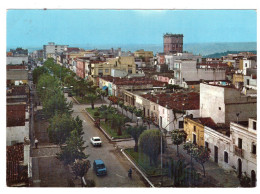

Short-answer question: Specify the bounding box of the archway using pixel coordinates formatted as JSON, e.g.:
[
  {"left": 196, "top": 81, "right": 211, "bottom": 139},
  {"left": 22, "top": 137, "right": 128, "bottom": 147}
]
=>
[
  {"left": 238, "top": 159, "right": 242, "bottom": 178},
  {"left": 251, "top": 170, "right": 256, "bottom": 187}
]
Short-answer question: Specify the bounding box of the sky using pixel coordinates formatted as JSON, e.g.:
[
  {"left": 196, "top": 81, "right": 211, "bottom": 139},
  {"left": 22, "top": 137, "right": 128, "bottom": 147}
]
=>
[{"left": 6, "top": 9, "right": 257, "bottom": 49}]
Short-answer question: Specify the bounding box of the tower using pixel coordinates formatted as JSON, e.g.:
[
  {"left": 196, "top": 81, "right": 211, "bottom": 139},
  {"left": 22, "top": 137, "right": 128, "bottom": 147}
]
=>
[{"left": 163, "top": 33, "right": 184, "bottom": 54}]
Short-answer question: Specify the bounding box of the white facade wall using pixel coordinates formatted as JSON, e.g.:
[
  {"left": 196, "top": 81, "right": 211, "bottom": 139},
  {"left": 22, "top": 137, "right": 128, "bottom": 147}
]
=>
[
  {"left": 204, "top": 126, "right": 233, "bottom": 171},
  {"left": 111, "top": 69, "right": 128, "bottom": 77},
  {"left": 159, "top": 105, "right": 200, "bottom": 132},
  {"left": 7, "top": 56, "right": 28, "bottom": 65},
  {"left": 200, "top": 83, "right": 226, "bottom": 124},
  {"left": 229, "top": 119, "right": 257, "bottom": 178},
  {"left": 6, "top": 122, "right": 29, "bottom": 146}
]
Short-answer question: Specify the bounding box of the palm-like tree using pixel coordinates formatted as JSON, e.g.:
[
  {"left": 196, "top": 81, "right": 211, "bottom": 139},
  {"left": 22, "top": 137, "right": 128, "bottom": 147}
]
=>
[{"left": 86, "top": 93, "right": 98, "bottom": 109}]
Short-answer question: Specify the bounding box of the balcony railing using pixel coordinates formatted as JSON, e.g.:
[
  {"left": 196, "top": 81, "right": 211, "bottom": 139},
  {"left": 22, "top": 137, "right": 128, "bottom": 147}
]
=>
[{"left": 234, "top": 146, "right": 244, "bottom": 158}]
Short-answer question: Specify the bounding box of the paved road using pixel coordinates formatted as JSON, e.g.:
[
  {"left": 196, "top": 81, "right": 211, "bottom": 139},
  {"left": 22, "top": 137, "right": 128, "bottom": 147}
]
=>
[{"left": 68, "top": 95, "right": 146, "bottom": 187}]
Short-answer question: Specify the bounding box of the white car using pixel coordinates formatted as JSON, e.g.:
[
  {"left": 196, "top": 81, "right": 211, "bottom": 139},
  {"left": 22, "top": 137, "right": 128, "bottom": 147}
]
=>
[{"left": 90, "top": 137, "right": 102, "bottom": 147}]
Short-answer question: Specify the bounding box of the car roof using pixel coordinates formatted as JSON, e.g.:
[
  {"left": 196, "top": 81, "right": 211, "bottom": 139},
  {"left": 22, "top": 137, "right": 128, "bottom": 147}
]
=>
[
  {"left": 92, "top": 137, "right": 101, "bottom": 139},
  {"left": 94, "top": 159, "right": 104, "bottom": 165}
]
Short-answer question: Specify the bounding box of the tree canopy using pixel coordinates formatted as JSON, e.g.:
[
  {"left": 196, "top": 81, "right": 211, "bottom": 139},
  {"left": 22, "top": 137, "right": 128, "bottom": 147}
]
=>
[{"left": 139, "top": 129, "right": 166, "bottom": 166}]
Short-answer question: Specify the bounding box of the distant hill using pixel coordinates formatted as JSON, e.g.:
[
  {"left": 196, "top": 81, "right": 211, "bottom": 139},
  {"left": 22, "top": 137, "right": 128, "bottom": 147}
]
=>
[{"left": 203, "top": 50, "right": 257, "bottom": 58}]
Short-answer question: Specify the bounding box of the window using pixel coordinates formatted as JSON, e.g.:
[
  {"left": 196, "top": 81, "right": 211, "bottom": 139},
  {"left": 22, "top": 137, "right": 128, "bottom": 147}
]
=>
[
  {"left": 193, "top": 134, "right": 197, "bottom": 144},
  {"left": 219, "top": 107, "right": 221, "bottom": 110},
  {"left": 179, "top": 121, "right": 184, "bottom": 128},
  {"left": 154, "top": 106, "right": 155, "bottom": 110},
  {"left": 247, "top": 79, "right": 250, "bottom": 85},
  {"left": 252, "top": 143, "right": 256, "bottom": 155},
  {"left": 253, "top": 121, "right": 256, "bottom": 130},
  {"left": 193, "top": 126, "right": 196, "bottom": 132},
  {"left": 238, "top": 138, "right": 242, "bottom": 149},
  {"left": 105, "top": 69, "right": 109, "bottom": 73},
  {"left": 245, "top": 63, "right": 247, "bottom": 67},
  {"left": 205, "top": 141, "right": 209, "bottom": 149},
  {"left": 224, "top": 152, "right": 228, "bottom": 163}
]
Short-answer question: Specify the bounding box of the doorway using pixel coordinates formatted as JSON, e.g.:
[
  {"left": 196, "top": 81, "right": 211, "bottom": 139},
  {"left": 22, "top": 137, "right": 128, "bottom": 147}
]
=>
[
  {"left": 214, "top": 146, "right": 218, "bottom": 163},
  {"left": 238, "top": 159, "right": 242, "bottom": 178}
]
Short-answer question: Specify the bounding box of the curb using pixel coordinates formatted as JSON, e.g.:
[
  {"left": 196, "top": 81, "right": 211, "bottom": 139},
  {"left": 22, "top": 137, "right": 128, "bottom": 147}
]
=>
[
  {"left": 84, "top": 109, "right": 133, "bottom": 142},
  {"left": 121, "top": 148, "right": 155, "bottom": 188},
  {"left": 71, "top": 96, "right": 80, "bottom": 105}
]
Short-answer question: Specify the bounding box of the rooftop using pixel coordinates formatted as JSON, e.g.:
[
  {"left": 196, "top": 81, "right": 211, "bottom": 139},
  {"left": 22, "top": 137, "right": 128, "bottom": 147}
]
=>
[{"left": 141, "top": 92, "right": 200, "bottom": 111}]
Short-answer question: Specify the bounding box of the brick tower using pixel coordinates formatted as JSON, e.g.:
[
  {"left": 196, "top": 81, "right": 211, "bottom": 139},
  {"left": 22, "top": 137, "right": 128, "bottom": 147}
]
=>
[{"left": 163, "top": 33, "right": 184, "bottom": 54}]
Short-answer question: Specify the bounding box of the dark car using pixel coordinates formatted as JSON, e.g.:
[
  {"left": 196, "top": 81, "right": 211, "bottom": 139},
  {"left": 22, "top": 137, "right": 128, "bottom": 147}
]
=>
[
  {"left": 93, "top": 159, "right": 107, "bottom": 176},
  {"left": 68, "top": 92, "right": 72, "bottom": 97}
]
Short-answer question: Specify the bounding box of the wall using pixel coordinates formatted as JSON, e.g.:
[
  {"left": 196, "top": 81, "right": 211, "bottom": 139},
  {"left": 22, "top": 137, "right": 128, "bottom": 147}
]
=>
[
  {"left": 204, "top": 126, "right": 233, "bottom": 171},
  {"left": 7, "top": 56, "right": 28, "bottom": 65},
  {"left": 7, "top": 69, "right": 28, "bottom": 82},
  {"left": 111, "top": 69, "right": 128, "bottom": 77},
  {"left": 181, "top": 68, "right": 226, "bottom": 82},
  {"left": 184, "top": 118, "right": 205, "bottom": 146},
  {"left": 200, "top": 83, "right": 225, "bottom": 124},
  {"left": 6, "top": 122, "right": 29, "bottom": 146},
  {"left": 229, "top": 121, "right": 257, "bottom": 178}
]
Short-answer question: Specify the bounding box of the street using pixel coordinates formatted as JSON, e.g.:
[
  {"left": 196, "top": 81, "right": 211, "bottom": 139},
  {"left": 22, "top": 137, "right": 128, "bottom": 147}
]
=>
[{"left": 68, "top": 95, "right": 146, "bottom": 187}]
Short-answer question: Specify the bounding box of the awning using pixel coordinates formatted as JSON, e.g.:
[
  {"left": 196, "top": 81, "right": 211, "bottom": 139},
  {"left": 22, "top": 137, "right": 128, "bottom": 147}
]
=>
[{"left": 102, "top": 86, "right": 108, "bottom": 90}]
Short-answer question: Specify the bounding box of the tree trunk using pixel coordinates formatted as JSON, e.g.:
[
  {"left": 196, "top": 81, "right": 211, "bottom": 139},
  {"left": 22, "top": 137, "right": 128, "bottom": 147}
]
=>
[
  {"left": 202, "top": 163, "right": 205, "bottom": 177},
  {"left": 91, "top": 102, "right": 94, "bottom": 109},
  {"left": 134, "top": 141, "right": 138, "bottom": 152},
  {"left": 117, "top": 127, "right": 122, "bottom": 136},
  {"left": 177, "top": 144, "right": 179, "bottom": 156}
]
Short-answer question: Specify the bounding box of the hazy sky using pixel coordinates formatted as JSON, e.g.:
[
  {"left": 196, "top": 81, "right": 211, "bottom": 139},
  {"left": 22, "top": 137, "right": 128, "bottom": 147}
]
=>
[{"left": 6, "top": 9, "right": 257, "bottom": 48}]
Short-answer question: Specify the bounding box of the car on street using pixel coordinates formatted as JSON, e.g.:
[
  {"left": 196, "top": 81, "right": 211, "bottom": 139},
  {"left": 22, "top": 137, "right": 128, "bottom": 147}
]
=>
[
  {"left": 93, "top": 159, "right": 107, "bottom": 176},
  {"left": 90, "top": 137, "right": 102, "bottom": 147}
]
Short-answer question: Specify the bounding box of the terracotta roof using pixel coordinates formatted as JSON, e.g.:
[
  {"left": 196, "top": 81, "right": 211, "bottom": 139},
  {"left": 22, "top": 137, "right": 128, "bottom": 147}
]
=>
[
  {"left": 191, "top": 117, "right": 217, "bottom": 128},
  {"left": 141, "top": 92, "right": 200, "bottom": 111}
]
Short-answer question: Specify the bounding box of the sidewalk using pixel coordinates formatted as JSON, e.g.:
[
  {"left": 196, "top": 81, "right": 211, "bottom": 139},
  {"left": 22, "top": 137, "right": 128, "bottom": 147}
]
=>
[
  {"left": 31, "top": 111, "right": 73, "bottom": 187},
  {"left": 165, "top": 137, "right": 240, "bottom": 187}
]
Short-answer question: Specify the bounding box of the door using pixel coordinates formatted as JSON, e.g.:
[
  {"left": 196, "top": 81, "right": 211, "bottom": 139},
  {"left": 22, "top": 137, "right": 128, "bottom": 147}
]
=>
[
  {"left": 238, "top": 159, "right": 242, "bottom": 178},
  {"left": 251, "top": 170, "right": 256, "bottom": 187},
  {"left": 214, "top": 146, "right": 218, "bottom": 163},
  {"left": 193, "top": 134, "right": 197, "bottom": 144}
]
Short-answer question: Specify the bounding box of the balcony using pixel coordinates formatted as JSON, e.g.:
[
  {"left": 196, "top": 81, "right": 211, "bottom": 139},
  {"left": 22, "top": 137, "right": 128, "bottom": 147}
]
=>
[{"left": 234, "top": 146, "right": 244, "bottom": 158}]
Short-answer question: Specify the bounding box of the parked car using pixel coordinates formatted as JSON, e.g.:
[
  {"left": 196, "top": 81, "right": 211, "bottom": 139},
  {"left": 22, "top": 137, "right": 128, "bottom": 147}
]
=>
[
  {"left": 93, "top": 159, "right": 107, "bottom": 176},
  {"left": 90, "top": 137, "right": 102, "bottom": 147},
  {"left": 68, "top": 92, "right": 72, "bottom": 97}
]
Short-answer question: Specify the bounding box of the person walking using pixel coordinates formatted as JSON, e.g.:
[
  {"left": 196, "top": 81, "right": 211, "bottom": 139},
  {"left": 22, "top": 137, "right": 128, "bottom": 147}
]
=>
[{"left": 35, "top": 138, "right": 39, "bottom": 149}]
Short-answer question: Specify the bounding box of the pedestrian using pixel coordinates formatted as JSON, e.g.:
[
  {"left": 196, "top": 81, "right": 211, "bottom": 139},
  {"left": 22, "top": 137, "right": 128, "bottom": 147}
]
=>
[{"left": 35, "top": 138, "right": 39, "bottom": 149}]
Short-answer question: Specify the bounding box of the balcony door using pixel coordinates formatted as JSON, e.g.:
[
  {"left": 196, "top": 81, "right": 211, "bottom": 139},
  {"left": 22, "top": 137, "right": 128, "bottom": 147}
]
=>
[
  {"left": 238, "top": 159, "right": 242, "bottom": 178},
  {"left": 214, "top": 146, "right": 218, "bottom": 163}
]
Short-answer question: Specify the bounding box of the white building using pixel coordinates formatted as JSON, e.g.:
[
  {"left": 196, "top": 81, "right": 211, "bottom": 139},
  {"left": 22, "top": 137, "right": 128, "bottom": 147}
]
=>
[
  {"left": 229, "top": 118, "right": 257, "bottom": 184},
  {"left": 7, "top": 56, "right": 28, "bottom": 65},
  {"left": 165, "top": 52, "right": 202, "bottom": 70},
  {"left": 200, "top": 83, "right": 257, "bottom": 124},
  {"left": 43, "top": 42, "right": 68, "bottom": 59},
  {"left": 111, "top": 69, "right": 128, "bottom": 78},
  {"left": 241, "top": 59, "right": 257, "bottom": 75},
  {"left": 172, "top": 60, "right": 226, "bottom": 87}
]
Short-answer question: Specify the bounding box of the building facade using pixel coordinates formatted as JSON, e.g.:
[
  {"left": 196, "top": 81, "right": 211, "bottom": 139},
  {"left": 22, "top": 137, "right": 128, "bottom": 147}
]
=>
[{"left": 163, "top": 33, "right": 184, "bottom": 54}]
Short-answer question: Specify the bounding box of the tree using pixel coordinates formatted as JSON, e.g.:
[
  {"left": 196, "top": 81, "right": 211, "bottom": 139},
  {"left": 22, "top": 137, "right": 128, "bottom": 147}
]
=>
[
  {"left": 193, "top": 146, "right": 211, "bottom": 177},
  {"left": 183, "top": 142, "right": 198, "bottom": 169},
  {"left": 57, "top": 129, "right": 87, "bottom": 165},
  {"left": 139, "top": 129, "right": 166, "bottom": 166},
  {"left": 64, "top": 75, "right": 76, "bottom": 87},
  {"left": 126, "top": 126, "right": 147, "bottom": 152},
  {"left": 47, "top": 113, "right": 75, "bottom": 144},
  {"left": 240, "top": 172, "right": 252, "bottom": 187},
  {"left": 71, "top": 159, "right": 91, "bottom": 186},
  {"left": 169, "top": 159, "right": 201, "bottom": 187},
  {"left": 134, "top": 109, "right": 143, "bottom": 126},
  {"left": 36, "top": 74, "right": 60, "bottom": 101},
  {"left": 171, "top": 129, "right": 187, "bottom": 156},
  {"left": 43, "top": 92, "right": 73, "bottom": 118},
  {"left": 86, "top": 93, "right": 98, "bottom": 109},
  {"left": 118, "top": 101, "right": 124, "bottom": 114},
  {"left": 128, "top": 106, "right": 136, "bottom": 120},
  {"left": 32, "top": 66, "right": 48, "bottom": 84},
  {"left": 111, "top": 114, "right": 125, "bottom": 136}
]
